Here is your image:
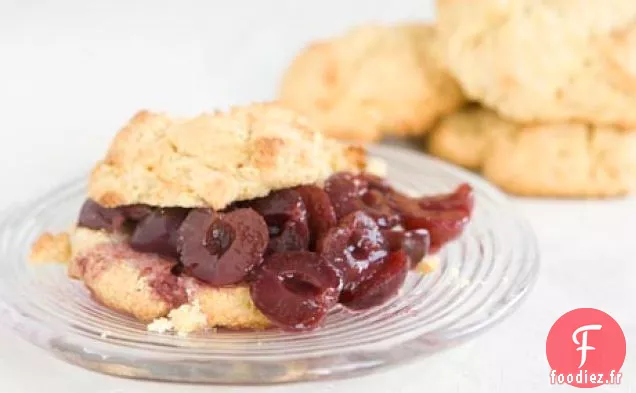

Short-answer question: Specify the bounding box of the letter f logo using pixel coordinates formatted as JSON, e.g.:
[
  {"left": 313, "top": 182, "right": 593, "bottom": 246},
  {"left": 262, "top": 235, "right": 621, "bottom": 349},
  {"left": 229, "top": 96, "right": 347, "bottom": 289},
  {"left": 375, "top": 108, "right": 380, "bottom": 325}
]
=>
[{"left": 572, "top": 324, "right": 602, "bottom": 368}]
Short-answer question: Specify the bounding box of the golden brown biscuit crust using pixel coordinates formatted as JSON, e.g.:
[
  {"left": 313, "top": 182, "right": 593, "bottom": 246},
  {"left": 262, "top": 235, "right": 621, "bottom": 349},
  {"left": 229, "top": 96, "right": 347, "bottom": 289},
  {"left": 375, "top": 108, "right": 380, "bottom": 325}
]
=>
[
  {"left": 280, "top": 24, "right": 465, "bottom": 142},
  {"left": 428, "top": 106, "right": 636, "bottom": 197},
  {"left": 89, "top": 103, "right": 367, "bottom": 210}
]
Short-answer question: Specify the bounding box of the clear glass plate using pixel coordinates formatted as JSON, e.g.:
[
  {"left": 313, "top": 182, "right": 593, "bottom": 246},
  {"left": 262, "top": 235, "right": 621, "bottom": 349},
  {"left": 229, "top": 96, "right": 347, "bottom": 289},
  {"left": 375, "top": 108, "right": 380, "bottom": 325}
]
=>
[{"left": 0, "top": 145, "right": 539, "bottom": 384}]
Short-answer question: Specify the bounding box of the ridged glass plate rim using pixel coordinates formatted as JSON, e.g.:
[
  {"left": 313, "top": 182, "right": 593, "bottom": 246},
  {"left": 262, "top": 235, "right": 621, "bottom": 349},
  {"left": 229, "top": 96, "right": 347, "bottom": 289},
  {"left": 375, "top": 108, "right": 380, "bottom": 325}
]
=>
[{"left": 0, "top": 145, "right": 540, "bottom": 384}]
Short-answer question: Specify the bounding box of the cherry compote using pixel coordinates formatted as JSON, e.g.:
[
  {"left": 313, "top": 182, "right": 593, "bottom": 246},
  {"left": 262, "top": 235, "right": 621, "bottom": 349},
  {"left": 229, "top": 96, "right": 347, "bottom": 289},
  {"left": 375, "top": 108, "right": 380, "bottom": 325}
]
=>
[
  {"left": 294, "top": 185, "right": 337, "bottom": 250},
  {"left": 324, "top": 173, "right": 400, "bottom": 228},
  {"left": 74, "top": 172, "right": 474, "bottom": 331},
  {"left": 339, "top": 249, "right": 409, "bottom": 310},
  {"left": 129, "top": 207, "right": 189, "bottom": 258},
  {"left": 243, "top": 189, "right": 310, "bottom": 254},
  {"left": 382, "top": 229, "right": 430, "bottom": 268},
  {"left": 318, "top": 211, "right": 388, "bottom": 294},
  {"left": 387, "top": 184, "right": 474, "bottom": 252},
  {"left": 250, "top": 251, "right": 342, "bottom": 331},
  {"left": 177, "top": 208, "right": 268, "bottom": 286}
]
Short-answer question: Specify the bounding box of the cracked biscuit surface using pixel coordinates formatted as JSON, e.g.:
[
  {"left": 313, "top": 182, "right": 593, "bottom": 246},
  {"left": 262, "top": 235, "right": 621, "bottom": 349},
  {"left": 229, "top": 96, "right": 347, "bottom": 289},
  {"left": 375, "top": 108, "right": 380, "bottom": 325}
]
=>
[
  {"left": 428, "top": 106, "right": 636, "bottom": 197},
  {"left": 436, "top": 0, "right": 636, "bottom": 127},
  {"left": 89, "top": 103, "right": 367, "bottom": 210},
  {"left": 279, "top": 24, "right": 465, "bottom": 142}
]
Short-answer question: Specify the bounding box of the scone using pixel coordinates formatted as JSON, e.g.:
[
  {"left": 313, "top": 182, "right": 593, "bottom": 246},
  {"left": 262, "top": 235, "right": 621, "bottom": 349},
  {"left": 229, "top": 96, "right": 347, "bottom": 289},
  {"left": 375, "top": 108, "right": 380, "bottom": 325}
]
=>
[
  {"left": 279, "top": 23, "right": 465, "bottom": 142},
  {"left": 428, "top": 105, "right": 508, "bottom": 170},
  {"left": 436, "top": 0, "right": 636, "bottom": 127},
  {"left": 428, "top": 106, "right": 636, "bottom": 197},
  {"left": 31, "top": 102, "right": 473, "bottom": 334}
]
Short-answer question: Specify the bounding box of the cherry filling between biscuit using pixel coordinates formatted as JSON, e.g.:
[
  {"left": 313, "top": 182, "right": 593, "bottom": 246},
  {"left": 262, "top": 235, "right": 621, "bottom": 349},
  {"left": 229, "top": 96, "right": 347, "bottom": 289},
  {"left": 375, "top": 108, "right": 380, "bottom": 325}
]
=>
[{"left": 77, "top": 172, "right": 474, "bottom": 331}]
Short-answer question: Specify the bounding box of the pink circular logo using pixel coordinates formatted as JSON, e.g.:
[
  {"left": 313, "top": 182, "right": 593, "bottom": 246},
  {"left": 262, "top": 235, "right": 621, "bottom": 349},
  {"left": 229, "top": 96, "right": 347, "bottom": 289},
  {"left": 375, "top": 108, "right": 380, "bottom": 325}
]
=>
[{"left": 546, "top": 308, "right": 626, "bottom": 388}]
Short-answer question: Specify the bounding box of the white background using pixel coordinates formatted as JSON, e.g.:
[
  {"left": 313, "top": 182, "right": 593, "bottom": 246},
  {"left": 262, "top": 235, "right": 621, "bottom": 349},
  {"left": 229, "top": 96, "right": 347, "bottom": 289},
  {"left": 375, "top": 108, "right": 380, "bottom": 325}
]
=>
[{"left": 0, "top": 1, "right": 634, "bottom": 392}]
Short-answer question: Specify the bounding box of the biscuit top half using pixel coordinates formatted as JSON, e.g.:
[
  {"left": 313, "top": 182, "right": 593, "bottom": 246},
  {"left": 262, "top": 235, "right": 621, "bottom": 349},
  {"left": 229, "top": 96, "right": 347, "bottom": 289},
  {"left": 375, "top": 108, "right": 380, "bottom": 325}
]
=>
[{"left": 88, "top": 103, "right": 367, "bottom": 210}]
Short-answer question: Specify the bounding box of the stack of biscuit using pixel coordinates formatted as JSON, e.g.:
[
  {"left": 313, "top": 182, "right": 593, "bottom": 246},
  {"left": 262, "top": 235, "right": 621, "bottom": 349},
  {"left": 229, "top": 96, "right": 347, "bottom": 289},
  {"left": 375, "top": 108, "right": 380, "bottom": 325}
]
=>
[{"left": 278, "top": 0, "right": 636, "bottom": 198}]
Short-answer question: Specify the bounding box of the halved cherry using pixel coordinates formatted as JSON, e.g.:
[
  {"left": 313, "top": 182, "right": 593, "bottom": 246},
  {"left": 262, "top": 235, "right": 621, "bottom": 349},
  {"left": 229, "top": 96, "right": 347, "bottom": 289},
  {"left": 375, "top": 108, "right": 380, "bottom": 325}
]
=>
[
  {"left": 340, "top": 250, "right": 409, "bottom": 310},
  {"left": 119, "top": 204, "right": 154, "bottom": 221},
  {"left": 358, "top": 189, "right": 401, "bottom": 228},
  {"left": 387, "top": 184, "right": 474, "bottom": 252},
  {"left": 324, "top": 172, "right": 369, "bottom": 220},
  {"left": 250, "top": 251, "right": 342, "bottom": 331},
  {"left": 294, "top": 185, "right": 337, "bottom": 250},
  {"left": 318, "top": 211, "right": 387, "bottom": 293},
  {"left": 78, "top": 200, "right": 156, "bottom": 232},
  {"left": 243, "top": 189, "right": 310, "bottom": 253},
  {"left": 324, "top": 173, "right": 401, "bottom": 228},
  {"left": 382, "top": 229, "right": 430, "bottom": 268},
  {"left": 418, "top": 183, "right": 474, "bottom": 214},
  {"left": 129, "top": 208, "right": 189, "bottom": 258},
  {"left": 177, "top": 208, "right": 268, "bottom": 286},
  {"left": 77, "top": 199, "right": 128, "bottom": 231}
]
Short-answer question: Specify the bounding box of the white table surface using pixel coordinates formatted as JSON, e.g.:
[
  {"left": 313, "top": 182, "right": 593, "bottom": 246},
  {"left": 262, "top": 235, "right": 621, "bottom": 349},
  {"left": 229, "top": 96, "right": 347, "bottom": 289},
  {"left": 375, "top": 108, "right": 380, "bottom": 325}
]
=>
[{"left": 0, "top": 1, "right": 634, "bottom": 392}]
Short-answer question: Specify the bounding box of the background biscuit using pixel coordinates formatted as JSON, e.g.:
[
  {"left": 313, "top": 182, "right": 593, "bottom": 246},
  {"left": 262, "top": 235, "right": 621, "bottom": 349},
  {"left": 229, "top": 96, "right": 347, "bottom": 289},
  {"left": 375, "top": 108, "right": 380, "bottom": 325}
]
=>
[
  {"left": 428, "top": 106, "right": 636, "bottom": 197},
  {"left": 436, "top": 0, "right": 636, "bottom": 127},
  {"left": 280, "top": 24, "right": 465, "bottom": 141}
]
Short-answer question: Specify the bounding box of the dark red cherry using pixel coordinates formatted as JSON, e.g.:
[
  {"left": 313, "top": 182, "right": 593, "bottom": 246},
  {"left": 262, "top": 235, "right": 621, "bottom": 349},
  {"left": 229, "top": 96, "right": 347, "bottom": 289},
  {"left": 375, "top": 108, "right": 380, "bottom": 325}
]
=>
[
  {"left": 244, "top": 189, "right": 310, "bottom": 253},
  {"left": 77, "top": 199, "right": 128, "bottom": 231},
  {"left": 178, "top": 208, "right": 268, "bottom": 286},
  {"left": 250, "top": 251, "right": 342, "bottom": 331},
  {"left": 129, "top": 208, "right": 189, "bottom": 258},
  {"left": 324, "top": 172, "right": 368, "bottom": 219},
  {"left": 294, "top": 185, "right": 337, "bottom": 250},
  {"left": 318, "top": 211, "right": 387, "bottom": 293},
  {"left": 382, "top": 229, "right": 430, "bottom": 268},
  {"left": 388, "top": 184, "right": 474, "bottom": 252},
  {"left": 358, "top": 189, "right": 402, "bottom": 228},
  {"left": 77, "top": 200, "right": 157, "bottom": 232},
  {"left": 418, "top": 183, "right": 474, "bottom": 214},
  {"left": 324, "top": 173, "right": 399, "bottom": 228},
  {"left": 402, "top": 212, "right": 468, "bottom": 253},
  {"left": 340, "top": 250, "right": 409, "bottom": 310},
  {"left": 119, "top": 204, "right": 154, "bottom": 222}
]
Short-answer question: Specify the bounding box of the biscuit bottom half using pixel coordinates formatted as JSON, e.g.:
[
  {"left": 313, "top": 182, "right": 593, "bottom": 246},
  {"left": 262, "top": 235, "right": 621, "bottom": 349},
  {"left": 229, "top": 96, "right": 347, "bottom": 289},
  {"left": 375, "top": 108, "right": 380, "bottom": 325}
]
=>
[
  {"left": 31, "top": 227, "right": 271, "bottom": 334},
  {"left": 31, "top": 227, "right": 438, "bottom": 335}
]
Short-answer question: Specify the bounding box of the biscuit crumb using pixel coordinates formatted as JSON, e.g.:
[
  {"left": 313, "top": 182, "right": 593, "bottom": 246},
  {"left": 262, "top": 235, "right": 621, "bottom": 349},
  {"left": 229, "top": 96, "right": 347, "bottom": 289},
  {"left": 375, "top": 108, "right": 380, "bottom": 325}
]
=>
[
  {"left": 147, "top": 300, "right": 209, "bottom": 336},
  {"left": 147, "top": 317, "right": 174, "bottom": 334},
  {"left": 29, "top": 232, "right": 71, "bottom": 264},
  {"left": 416, "top": 255, "right": 440, "bottom": 274},
  {"left": 168, "top": 300, "right": 209, "bottom": 336},
  {"left": 364, "top": 157, "right": 388, "bottom": 177}
]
